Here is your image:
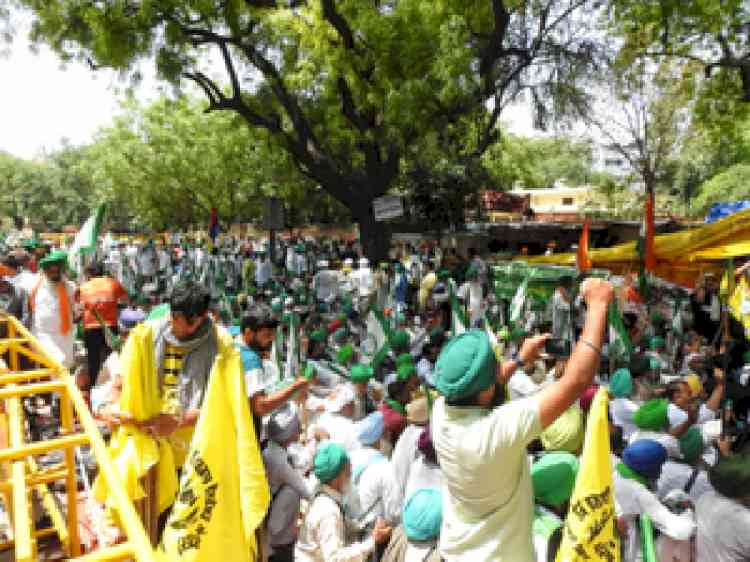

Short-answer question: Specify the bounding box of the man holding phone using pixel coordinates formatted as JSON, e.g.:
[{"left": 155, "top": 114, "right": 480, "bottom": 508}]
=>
[{"left": 431, "top": 277, "right": 613, "bottom": 561}]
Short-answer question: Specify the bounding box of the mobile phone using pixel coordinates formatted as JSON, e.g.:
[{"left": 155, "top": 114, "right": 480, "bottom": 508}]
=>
[{"left": 545, "top": 338, "right": 571, "bottom": 358}]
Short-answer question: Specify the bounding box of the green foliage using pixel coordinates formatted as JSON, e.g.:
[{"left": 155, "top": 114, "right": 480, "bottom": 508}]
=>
[
  {"left": 0, "top": 144, "right": 97, "bottom": 230},
  {"left": 483, "top": 134, "right": 594, "bottom": 190},
  {"left": 609, "top": 0, "right": 750, "bottom": 101},
  {"left": 693, "top": 164, "right": 750, "bottom": 214},
  {"left": 81, "top": 95, "right": 321, "bottom": 231},
  {"left": 15, "top": 0, "right": 602, "bottom": 259}
]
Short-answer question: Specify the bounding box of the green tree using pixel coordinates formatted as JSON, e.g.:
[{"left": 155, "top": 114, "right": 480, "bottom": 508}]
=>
[
  {"left": 16, "top": 0, "right": 601, "bottom": 259},
  {"left": 83, "top": 96, "right": 316, "bottom": 231},
  {"left": 609, "top": 0, "right": 750, "bottom": 102},
  {"left": 483, "top": 134, "right": 594, "bottom": 190},
  {"left": 693, "top": 163, "right": 750, "bottom": 214},
  {"left": 0, "top": 145, "right": 97, "bottom": 230}
]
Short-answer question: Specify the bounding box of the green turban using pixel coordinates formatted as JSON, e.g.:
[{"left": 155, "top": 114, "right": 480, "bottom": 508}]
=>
[
  {"left": 314, "top": 443, "right": 349, "bottom": 484},
  {"left": 337, "top": 344, "right": 354, "bottom": 365},
  {"left": 649, "top": 336, "right": 665, "bottom": 351},
  {"left": 634, "top": 399, "right": 669, "bottom": 431},
  {"left": 609, "top": 368, "right": 633, "bottom": 399},
  {"left": 310, "top": 329, "right": 327, "bottom": 343},
  {"left": 403, "top": 489, "right": 443, "bottom": 542},
  {"left": 679, "top": 427, "right": 703, "bottom": 464},
  {"left": 743, "top": 350, "right": 750, "bottom": 364},
  {"left": 389, "top": 330, "right": 410, "bottom": 350},
  {"left": 350, "top": 364, "right": 374, "bottom": 384},
  {"left": 39, "top": 250, "right": 68, "bottom": 269},
  {"left": 437, "top": 269, "right": 450, "bottom": 280},
  {"left": 435, "top": 330, "right": 495, "bottom": 400},
  {"left": 397, "top": 363, "right": 417, "bottom": 382},
  {"left": 541, "top": 406, "right": 584, "bottom": 454},
  {"left": 396, "top": 353, "right": 414, "bottom": 368},
  {"left": 464, "top": 265, "right": 478, "bottom": 279},
  {"left": 532, "top": 452, "right": 580, "bottom": 508}
]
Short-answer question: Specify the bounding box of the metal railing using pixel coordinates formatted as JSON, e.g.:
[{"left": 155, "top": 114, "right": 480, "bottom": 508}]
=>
[{"left": 0, "top": 312, "right": 154, "bottom": 561}]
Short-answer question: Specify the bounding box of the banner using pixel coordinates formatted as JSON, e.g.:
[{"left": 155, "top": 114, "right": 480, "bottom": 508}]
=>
[
  {"left": 557, "top": 388, "right": 620, "bottom": 562},
  {"left": 158, "top": 338, "right": 270, "bottom": 561}
]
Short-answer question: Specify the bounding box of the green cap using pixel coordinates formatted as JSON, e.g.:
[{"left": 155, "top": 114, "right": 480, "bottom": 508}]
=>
[
  {"left": 314, "top": 443, "right": 349, "bottom": 484},
  {"left": 435, "top": 330, "right": 495, "bottom": 400},
  {"left": 336, "top": 344, "right": 354, "bottom": 365},
  {"left": 350, "top": 364, "right": 374, "bottom": 384},
  {"left": 532, "top": 452, "right": 580, "bottom": 508},
  {"left": 39, "top": 250, "right": 68, "bottom": 268},
  {"left": 397, "top": 362, "right": 417, "bottom": 382},
  {"left": 389, "top": 330, "right": 410, "bottom": 350},
  {"left": 309, "top": 329, "right": 327, "bottom": 343},
  {"left": 634, "top": 399, "right": 669, "bottom": 431},
  {"left": 396, "top": 353, "right": 414, "bottom": 368}
]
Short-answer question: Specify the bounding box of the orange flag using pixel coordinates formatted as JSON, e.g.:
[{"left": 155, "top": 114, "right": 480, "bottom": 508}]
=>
[
  {"left": 644, "top": 190, "right": 657, "bottom": 271},
  {"left": 577, "top": 218, "right": 592, "bottom": 272}
]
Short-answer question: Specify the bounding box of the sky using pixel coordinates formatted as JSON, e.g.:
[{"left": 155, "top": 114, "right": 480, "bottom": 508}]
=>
[{"left": 0, "top": 9, "right": 539, "bottom": 161}]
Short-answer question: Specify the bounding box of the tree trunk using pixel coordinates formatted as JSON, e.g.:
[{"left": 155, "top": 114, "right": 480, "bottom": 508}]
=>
[{"left": 355, "top": 202, "right": 391, "bottom": 263}]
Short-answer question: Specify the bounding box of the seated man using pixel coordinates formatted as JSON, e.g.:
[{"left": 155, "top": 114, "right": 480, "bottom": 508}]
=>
[{"left": 295, "top": 443, "right": 393, "bottom": 561}]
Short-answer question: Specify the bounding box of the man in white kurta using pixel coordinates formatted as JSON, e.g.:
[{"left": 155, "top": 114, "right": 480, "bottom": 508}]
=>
[{"left": 29, "top": 251, "right": 77, "bottom": 369}]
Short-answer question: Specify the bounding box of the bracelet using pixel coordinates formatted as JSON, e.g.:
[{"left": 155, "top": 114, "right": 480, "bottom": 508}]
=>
[{"left": 580, "top": 338, "right": 602, "bottom": 356}]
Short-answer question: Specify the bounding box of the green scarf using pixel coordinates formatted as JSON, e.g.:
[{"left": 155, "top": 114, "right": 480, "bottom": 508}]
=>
[
  {"left": 616, "top": 462, "right": 648, "bottom": 487},
  {"left": 386, "top": 399, "right": 407, "bottom": 416}
]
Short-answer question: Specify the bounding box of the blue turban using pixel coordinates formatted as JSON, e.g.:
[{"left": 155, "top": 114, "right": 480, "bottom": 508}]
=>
[
  {"left": 355, "top": 411, "right": 385, "bottom": 445},
  {"left": 609, "top": 368, "right": 633, "bottom": 398},
  {"left": 623, "top": 439, "right": 667, "bottom": 480},
  {"left": 403, "top": 488, "right": 443, "bottom": 541},
  {"left": 314, "top": 443, "right": 349, "bottom": 484},
  {"left": 435, "top": 330, "right": 495, "bottom": 400}
]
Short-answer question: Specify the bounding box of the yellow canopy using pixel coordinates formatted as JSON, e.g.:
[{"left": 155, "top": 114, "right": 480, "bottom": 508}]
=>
[{"left": 523, "top": 209, "right": 750, "bottom": 287}]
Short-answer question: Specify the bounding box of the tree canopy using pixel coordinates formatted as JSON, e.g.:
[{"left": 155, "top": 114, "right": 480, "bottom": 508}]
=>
[{"left": 15, "top": 0, "right": 602, "bottom": 259}]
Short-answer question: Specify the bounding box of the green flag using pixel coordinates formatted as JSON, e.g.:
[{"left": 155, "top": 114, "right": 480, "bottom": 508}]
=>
[{"left": 608, "top": 300, "right": 633, "bottom": 361}]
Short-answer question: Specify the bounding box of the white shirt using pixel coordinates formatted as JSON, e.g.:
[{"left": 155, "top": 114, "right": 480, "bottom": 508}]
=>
[
  {"left": 349, "top": 446, "right": 401, "bottom": 525},
  {"left": 656, "top": 460, "right": 713, "bottom": 504},
  {"left": 295, "top": 485, "right": 376, "bottom": 562},
  {"left": 255, "top": 258, "right": 272, "bottom": 286},
  {"left": 457, "top": 281, "right": 483, "bottom": 324},
  {"left": 432, "top": 395, "right": 542, "bottom": 562},
  {"left": 404, "top": 456, "right": 443, "bottom": 503},
  {"left": 314, "top": 414, "right": 361, "bottom": 455},
  {"left": 356, "top": 268, "right": 374, "bottom": 298},
  {"left": 390, "top": 424, "right": 423, "bottom": 503},
  {"left": 610, "top": 397, "right": 640, "bottom": 442},
  {"left": 508, "top": 369, "right": 544, "bottom": 401},
  {"left": 30, "top": 277, "right": 76, "bottom": 368},
  {"left": 314, "top": 270, "right": 339, "bottom": 301},
  {"left": 613, "top": 470, "right": 695, "bottom": 562},
  {"left": 667, "top": 403, "right": 716, "bottom": 430},
  {"left": 695, "top": 490, "right": 750, "bottom": 562}
]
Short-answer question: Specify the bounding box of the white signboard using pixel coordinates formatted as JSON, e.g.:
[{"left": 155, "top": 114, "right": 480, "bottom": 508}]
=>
[{"left": 373, "top": 195, "right": 404, "bottom": 221}]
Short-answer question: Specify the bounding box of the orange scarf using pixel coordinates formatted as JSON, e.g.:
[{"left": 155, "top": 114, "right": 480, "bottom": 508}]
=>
[{"left": 30, "top": 279, "right": 72, "bottom": 335}]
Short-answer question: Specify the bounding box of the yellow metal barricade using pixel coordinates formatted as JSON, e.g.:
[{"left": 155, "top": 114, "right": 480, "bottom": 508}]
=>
[{"left": 0, "top": 312, "right": 155, "bottom": 562}]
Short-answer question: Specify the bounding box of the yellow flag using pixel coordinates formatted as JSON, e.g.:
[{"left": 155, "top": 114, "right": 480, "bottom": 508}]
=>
[
  {"left": 93, "top": 322, "right": 179, "bottom": 516},
  {"left": 556, "top": 388, "right": 620, "bottom": 562},
  {"left": 157, "top": 329, "right": 270, "bottom": 561}
]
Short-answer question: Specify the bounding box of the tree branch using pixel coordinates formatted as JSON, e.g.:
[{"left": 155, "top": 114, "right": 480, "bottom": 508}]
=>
[{"left": 321, "top": 0, "right": 356, "bottom": 50}]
